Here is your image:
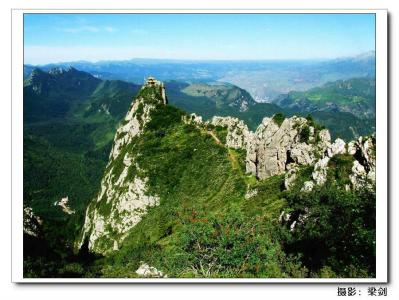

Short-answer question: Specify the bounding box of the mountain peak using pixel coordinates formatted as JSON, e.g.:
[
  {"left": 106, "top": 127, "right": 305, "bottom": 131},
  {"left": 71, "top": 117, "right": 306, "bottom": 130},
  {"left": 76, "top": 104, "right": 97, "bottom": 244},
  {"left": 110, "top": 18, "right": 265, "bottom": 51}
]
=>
[
  {"left": 140, "top": 76, "right": 168, "bottom": 105},
  {"left": 48, "top": 66, "right": 77, "bottom": 75}
]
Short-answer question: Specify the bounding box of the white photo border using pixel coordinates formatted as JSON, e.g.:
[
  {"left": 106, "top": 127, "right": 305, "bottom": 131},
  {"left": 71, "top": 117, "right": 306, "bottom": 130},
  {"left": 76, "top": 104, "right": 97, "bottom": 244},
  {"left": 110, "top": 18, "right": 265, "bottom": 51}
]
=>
[{"left": 11, "top": 8, "right": 388, "bottom": 283}]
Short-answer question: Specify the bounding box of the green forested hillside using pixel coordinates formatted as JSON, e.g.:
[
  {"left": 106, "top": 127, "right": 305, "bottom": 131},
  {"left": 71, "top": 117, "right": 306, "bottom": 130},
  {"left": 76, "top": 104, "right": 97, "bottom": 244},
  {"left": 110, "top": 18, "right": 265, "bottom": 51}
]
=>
[
  {"left": 23, "top": 69, "right": 376, "bottom": 279},
  {"left": 23, "top": 68, "right": 141, "bottom": 265},
  {"left": 275, "top": 77, "right": 376, "bottom": 119}
]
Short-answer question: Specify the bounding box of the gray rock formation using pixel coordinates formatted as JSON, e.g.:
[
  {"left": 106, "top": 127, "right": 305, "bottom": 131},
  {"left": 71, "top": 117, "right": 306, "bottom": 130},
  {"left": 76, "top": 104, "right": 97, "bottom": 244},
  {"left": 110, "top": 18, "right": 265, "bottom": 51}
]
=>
[
  {"left": 326, "top": 138, "right": 347, "bottom": 158},
  {"left": 246, "top": 116, "right": 317, "bottom": 179},
  {"left": 301, "top": 181, "right": 314, "bottom": 192},
  {"left": 312, "top": 157, "right": 330, "bottom": 186},
  {"left": 136, "top": 262, "right": 167, "bottom": 278},
  {"left": 348, "top": 135, "right": 376, "bottom": 189},
  {"left": 211, "top": 116, "right": 251, "bottom": 149},
  {"left": 284, "top": 168, "right": 298, "bottom": 190},
  {"left": 301, "top": 134, "right": 376, "bottom": 191},
  {"left": 23, "top": 207, "right": 42, "bottom": 237},
  {"left": 77, "top": 78, "right": 166, "bottom": 255}
]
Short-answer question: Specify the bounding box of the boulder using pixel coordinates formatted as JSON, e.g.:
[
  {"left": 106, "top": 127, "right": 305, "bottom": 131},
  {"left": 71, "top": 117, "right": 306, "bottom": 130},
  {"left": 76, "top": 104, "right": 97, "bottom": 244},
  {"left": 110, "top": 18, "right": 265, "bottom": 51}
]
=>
[
  {"left": 326, "top": 138, "right": 346, "bottom": 158},
  {"left": 136, "top": 262, "right": 167, "bottom": 278}
]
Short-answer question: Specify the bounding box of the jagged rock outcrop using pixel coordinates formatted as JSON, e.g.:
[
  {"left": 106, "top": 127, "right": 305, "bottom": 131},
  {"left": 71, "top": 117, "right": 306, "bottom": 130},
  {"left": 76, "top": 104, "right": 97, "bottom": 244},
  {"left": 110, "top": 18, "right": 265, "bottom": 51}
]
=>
[
  {"left": 136, "top": 262, "right": 167, "bottom": 278},
  {"left": 54, "top": 196, "right": 75, "bottom": 215},
  {"left": 186, "top": 113, "right": 203, "bottom": 125},
  {"left": 211, "top": 115, "right": 332, "bottom": 181},
  {"left": 312, "top": 156, "right": 331, "bottom": 186},
  {"left": 246, "top": 116, "right": 318, "bottom": 179},
  {"left": 326, "top": 138, "right": 346, "bottom": 158},
  {"left": 109, "top": 80, "right": 163, "bottom": 160},
  {"left": 211, "top": 116, "right": 251, "bottom": 149},
  {"left": 301, "top": 181, "right": 314, "bottom": 192},
  {"left": 348, "top": 135, "right": 376, "bottom": 189},
  {"left": 244, "top": 188, "right": 258, "bottom": 199},
  {"left": 279, "top": 208, "right": 309, "bottom": 232},
  {"left": 301, "top": 135, "right": 375, "bottom": 191},
  {"left": 284, "top": 168, "right": 298, "bottom": 190},
  {"left": 77, "top": 78, "right": 166, "bottom": 255},
  {"left": 23, "top": 207, "right": 42, "bottom": 237}
]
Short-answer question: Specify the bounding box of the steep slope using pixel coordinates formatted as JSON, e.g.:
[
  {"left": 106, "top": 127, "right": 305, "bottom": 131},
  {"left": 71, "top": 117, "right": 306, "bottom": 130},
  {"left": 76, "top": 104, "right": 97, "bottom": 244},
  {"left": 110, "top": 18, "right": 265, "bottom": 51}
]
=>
[
  {"left": 166, "top": 81, "right": 284, "bottom": 130},
  {"left": 24, "top": 67, "right": 102, "bottom": 123},
  {"left": 181, "top": 82, "right": 256, "bottom": 112},
  {"left": 77, "top": 78, "right": 170, "bottom": 253},
  {"left": 74, "top": 79, "right": 375, "bottom": 278},
  {"left": 75, "top": 80, "right": 141, "bottom": 122},
  {"left": 275, "top": 77, "right": 376, "bottom": 119}
]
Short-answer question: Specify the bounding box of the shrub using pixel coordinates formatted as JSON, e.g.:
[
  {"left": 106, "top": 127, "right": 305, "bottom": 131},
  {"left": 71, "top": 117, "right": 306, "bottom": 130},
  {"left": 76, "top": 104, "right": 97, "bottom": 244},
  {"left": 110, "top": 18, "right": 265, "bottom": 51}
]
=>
[
  {"left": 173, "top": 209, "right": 287, "bottom": 278},
  {"left": 272, "top": 113, "right": 285, "bottom": 127},
  {"left": 299, "top": 125, "right": 311, "bottom": 143},
  {"left": 281, "top": 183, "right": 376, "bottom": 278}
]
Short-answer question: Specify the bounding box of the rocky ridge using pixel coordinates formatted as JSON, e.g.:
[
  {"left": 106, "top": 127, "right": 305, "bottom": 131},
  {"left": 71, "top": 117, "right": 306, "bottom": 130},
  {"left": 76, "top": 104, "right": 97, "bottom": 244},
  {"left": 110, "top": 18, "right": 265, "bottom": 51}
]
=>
[
  {"left": 209, "top": 114, "right": 375, "bottom": 191},
  {"left": 77, "top": 77, "right": 375, "bottom": 256},
  {"left": 77, "top": 78, "right": 167, "bottom": 254}
]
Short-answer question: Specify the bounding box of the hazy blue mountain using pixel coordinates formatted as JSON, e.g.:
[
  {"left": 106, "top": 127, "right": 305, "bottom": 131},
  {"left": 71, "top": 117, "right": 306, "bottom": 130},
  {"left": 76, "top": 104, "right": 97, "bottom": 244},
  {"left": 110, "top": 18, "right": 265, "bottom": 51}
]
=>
[{"left": 24, "top": 52, "right": 375, "bottom": 102}]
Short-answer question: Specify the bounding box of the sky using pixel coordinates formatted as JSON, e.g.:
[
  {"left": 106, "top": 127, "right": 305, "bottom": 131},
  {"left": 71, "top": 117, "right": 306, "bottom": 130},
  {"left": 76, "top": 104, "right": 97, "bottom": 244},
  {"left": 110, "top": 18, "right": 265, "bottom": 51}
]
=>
[{"left": 24, "top": 13, "right": 376, "bottom": 65}]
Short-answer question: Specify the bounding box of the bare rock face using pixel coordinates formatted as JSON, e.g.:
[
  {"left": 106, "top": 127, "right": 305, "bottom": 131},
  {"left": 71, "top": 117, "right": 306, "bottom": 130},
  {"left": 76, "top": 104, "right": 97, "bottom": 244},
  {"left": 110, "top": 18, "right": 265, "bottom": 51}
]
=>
[
  {"left": 77, "top": 78, "right": 166, "bottom": 255},
  {"left": 284, "top": 168, "right": 298, "bottom": 190},
  {"left": 246, "top": 116, "right": 317, "bottom": 180},
  {"left": 211, "top": 116, "right": 251, "bottom": 149},
  {"left": 209, "top": 115, "right": 332, "bottom": 181},
  {"left": 326, "top": 138, "right": 347, "bottom": 158},
  {"left": 23, "top": 207, "right": 42, "bottom": 237},
  {"left": 300, "top": 134, "right": 376, "bottom": 191},
  {"left": 301, "top": 181, "right": 314, "bottom": 192},
  {"left": 312, "top": 156, "right": 330, "bottom": 186},
  {"left": 348, "top": 135, "right": 376, "bottom": 189},
  {"left": 318, "top": 129, "right": 331, "bottom": 150},
  {"left": 136, "top": 262, "right": 167, "bottom": 278}
]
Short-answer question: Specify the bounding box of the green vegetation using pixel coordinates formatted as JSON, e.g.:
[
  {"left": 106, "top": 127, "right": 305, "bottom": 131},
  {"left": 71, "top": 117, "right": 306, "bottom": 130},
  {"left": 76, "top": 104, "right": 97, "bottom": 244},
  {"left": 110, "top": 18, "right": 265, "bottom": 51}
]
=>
[
  {"left": 214, "top": 125, "right": 228, "bottom": 144},
  {"left": 299, "top": 125, "right": 311, "bottom": 143},
  {"left": 281, "top": 183, "right": 375, "bottom": 278},
  {"left": 166, "top": 81, "right": 283, "bottom": 131},
  {"left": 23, "top": 68, "right": 376, "bottom": 279},
  {"left": 272, "top": 113, "right": 285, "bottom": 127}
]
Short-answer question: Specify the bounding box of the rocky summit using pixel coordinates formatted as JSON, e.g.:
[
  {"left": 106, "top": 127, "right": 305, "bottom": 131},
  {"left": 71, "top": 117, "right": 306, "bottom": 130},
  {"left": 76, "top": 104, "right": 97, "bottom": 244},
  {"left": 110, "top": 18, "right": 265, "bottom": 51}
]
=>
[
  {"left": 62, "top": 77, "right": 377, "bottom": 278},
  {"left": 77, "top": 77, "right": 167, "bottom": 254}
]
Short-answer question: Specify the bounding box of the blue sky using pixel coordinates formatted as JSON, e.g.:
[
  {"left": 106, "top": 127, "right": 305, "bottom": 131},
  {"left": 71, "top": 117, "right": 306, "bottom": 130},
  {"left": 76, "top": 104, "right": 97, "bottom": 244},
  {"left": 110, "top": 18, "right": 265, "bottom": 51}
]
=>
[{"left": 24, "top": 13, "right": 375, "bottom": 64}]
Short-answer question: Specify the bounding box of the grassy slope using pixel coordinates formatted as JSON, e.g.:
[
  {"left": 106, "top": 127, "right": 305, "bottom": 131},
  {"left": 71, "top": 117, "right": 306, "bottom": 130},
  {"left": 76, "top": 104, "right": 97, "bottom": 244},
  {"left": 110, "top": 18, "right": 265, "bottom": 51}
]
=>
[
  {"left": 93, "top": 104, "right": 295, "bottom": 278},
  {"left": 23, "top": 72, "right": 375, "bottom": 278},
  {"left": 288, "top": 77, "right": 375, "bottom": 107}
]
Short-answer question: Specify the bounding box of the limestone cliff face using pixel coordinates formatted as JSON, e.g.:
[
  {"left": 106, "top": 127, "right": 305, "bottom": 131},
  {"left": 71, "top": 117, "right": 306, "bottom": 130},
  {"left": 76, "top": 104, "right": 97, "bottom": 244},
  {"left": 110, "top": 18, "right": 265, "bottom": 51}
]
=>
[
  {"left": 213, "top": 114, "right": 375, "bottom": 190},
  {"left": 246, "top": 116, "right": 320, "bottom": 179},
  {"left": 210, "top": 115, "right": 331, "bottom": 180},
  {"left": 77, "top": 78, "right": 166, "bottom": 255},
  {"left": 348, "top": 135, "right": 376, "bottom": 189},
  {"left": 211, "top": 116, "right": 251, "bottom": 149}
]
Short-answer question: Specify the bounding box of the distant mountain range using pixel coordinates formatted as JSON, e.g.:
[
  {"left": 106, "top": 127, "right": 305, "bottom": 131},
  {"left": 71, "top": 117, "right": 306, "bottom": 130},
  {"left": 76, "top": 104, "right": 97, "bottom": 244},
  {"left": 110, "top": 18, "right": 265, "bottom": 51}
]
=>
[
  {"left": 24, "top": 51, "right": 375, "bottom": 102},
  {"left": 24, "top": 66, "right": 375, "bottom": 142}
]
